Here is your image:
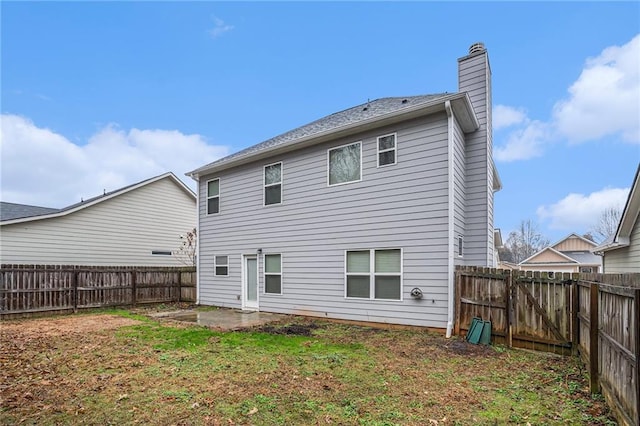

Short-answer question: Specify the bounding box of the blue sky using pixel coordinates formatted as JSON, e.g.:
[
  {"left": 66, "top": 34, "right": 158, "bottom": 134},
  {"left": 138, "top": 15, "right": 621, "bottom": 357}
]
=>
[{"left": 1, "top": 2, "right": 639, "bottom": 243}]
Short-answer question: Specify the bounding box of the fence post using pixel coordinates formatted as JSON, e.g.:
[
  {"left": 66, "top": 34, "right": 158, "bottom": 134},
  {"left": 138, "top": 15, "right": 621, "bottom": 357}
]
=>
[
  {"left": 72, "top": 270, "right": 78, "bottom": 313},
  {"left": 131, "top": 271, "right": 137, "bottom": 306},
  {"left": 571, "top": 276, "right": 579, "bottom": 356},
  {"left": 589, "top": 282, "right": 599, "bottom": 393},
  {"left": 635, "top": 288, "right": 640, "bottom": 426},
  {"left": 505, "top": 270, "right": 512, "bottom": 348}
]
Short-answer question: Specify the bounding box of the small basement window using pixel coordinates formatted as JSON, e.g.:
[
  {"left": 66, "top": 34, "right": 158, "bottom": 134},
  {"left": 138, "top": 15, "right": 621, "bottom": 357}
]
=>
[
  {"left": 214, "top": 255, "right": 229, "bottom": 276},
  {"left": 152, "top": 250, "right": 172, "bottom": 256}
]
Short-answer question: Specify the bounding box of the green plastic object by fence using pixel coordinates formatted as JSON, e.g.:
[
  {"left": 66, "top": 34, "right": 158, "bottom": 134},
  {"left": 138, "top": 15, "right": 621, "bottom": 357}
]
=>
[
  {"left": 479, "top": 320, "right": 492, "bottom": 345},
  {"left": 466, "top": 317, "right": 483, "bottom": 344}
]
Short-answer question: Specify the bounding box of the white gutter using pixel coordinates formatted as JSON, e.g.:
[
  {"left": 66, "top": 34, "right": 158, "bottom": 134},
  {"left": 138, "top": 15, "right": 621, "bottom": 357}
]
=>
[
  {"left": 445, "top": 100, "right": 455, "bottom": 338},
  {"left": 194, "top": 176, "right": 201, "bottom": 305}
]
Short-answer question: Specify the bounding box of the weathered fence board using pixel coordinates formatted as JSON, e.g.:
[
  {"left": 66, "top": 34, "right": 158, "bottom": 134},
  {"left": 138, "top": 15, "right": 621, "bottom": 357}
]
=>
[
  {"left": 455, "top": 267, "right": 640, "bottom": 426},
  {"left": 1, "top": 265, "right": 196, "bottom": 316}
]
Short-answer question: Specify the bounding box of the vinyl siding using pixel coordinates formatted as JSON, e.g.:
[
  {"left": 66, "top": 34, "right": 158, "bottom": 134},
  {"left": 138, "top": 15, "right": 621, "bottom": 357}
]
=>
[
  {"left": 452, "top": 114, "right": 467, "bottom": 266},
  {"left": 553, "top": 236, "right": 596, "bottom": 252},
  {"left": 198, "top": 114, "right": 453, "bottom": 328},
  {"left": 603, "top": 218, "right": 640, "bottom": 273},
  {"left": 0, "top": 177, "right": 196, "bottom": 266},
  {"left": 458, "top": 50, "right": 494, "bottom": 265}
]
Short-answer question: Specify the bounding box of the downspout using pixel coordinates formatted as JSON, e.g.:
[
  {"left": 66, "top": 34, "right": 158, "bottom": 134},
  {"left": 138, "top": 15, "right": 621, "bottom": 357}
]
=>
[
  {"left": 194, "top": 175, "right": 201, "bottom": 305},
  {"left": 444, "top": 101, "right": 455, "bottom": 338}
]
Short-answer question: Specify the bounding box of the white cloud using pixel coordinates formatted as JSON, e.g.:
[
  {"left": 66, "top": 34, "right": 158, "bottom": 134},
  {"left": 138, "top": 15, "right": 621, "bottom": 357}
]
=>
[
  {"left": 494, "top": 119, "right": 549, "bottom": 162},
  {"left": 0, "top": 114, "right": 228, "bottom": 208},
  {"left": 208, "top": 16, "right": 234, "bottom": 39},
  {"left": 494, "top": 34, "right": 640, "bottom": 163},
  {"left": 553, "top": 34, "right": 640, "bottom": 144},
  {"left": 536, "top": 187, "right": 629, "bottom": 232},
  {"left": 493, "top": 105, "right": 527, "bottom": 130}
]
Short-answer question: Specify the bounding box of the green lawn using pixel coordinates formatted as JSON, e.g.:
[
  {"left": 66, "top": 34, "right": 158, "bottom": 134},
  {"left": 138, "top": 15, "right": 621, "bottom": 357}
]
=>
[{"left": 0, "top": 309, "right": 615, "bottom": 425}]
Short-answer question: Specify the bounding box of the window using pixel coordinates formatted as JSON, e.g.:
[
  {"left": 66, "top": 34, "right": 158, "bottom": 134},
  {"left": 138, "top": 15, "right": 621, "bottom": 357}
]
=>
[
  {"left": 264, "top": 163, "right": 282, "bottom": 206},
  {"left": 151, "top": 250, "right": 172, "bottom": 256},
  {"left": 207, "top": 179, "right": 220, "bottom": 215},
  {"left": 580, "top": 266, "right": 594, "bottom": 273},
  {"left": 264, "top": 254, "right": 282, "bottom": 294},
  {"left": 457, "top": 236, "right": 463, "bottom": 257},
  {"left": 377, "top": 133, "right": 396, "bottom": 167},
  {"left": 214, "top": 255, "right": 228, "bottom": 276},
  {"left": 328, "top": 142, "right": 361, "bottom": 186},
  {"left": 345, "top": 249, "right": 402, "bottom": 300}
]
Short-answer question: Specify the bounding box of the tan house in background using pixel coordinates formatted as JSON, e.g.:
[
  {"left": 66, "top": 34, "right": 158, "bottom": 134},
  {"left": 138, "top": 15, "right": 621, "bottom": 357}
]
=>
[
  {"left": 519, "top": 233, "right": 602, "bottom": 273},
  {"left": 594, "top": 165, "right": 640, "bottom": 273}
]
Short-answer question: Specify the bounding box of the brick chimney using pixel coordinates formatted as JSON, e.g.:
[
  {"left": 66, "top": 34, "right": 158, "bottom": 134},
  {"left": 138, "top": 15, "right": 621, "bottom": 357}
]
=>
[{"left": 458, "top": 42, "right": 495, "bottom": 266}]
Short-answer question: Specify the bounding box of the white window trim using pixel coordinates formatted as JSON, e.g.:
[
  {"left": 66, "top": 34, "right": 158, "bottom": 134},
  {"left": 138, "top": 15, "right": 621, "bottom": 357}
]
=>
[
  {"left": 206, "top": 178, "right": 220, "bottom": 216},
  {"left": 457, "top": 235, "right": 463, "bottom": 258},
  {"left": 327, "top": 141, "right": 363, "bottom": 187},
  {"left": 263, "top": 253, "right": 283, "bottom": 295},
  {"left": 263, "top": 162, "right": 283, "bottom": 207},
  {"left": 376, "top": 132, "right": 397, "bottom": 168},
  {"left": 344, "top": 248, "right": 403, "bottom": 301},
  {"left": 214, "top": 254, "right": 229, "bottom": 277}
]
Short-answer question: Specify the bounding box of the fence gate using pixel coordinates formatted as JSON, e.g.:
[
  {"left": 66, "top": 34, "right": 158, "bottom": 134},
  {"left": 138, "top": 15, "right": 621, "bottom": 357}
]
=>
[{"left": 511, "top": 272, "right": 574, "bottom": 353}]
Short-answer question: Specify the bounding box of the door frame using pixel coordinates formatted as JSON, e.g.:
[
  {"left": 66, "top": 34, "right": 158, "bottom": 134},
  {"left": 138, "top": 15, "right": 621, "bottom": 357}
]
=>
[{"left": 242, "top": 254, "right": 259, "bottom": 310}]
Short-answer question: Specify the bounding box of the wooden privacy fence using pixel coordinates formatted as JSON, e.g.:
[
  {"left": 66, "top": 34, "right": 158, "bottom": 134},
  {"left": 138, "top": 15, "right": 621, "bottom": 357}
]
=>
[
  {"left": 1, "top": 264, "right": 196, "bottom": 316},
  {"left": 455, "top": 267, "right": 640, "bottom": 426}
]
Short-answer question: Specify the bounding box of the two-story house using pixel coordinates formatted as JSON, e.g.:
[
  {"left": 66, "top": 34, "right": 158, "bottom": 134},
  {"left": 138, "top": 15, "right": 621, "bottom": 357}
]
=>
[{"left": 187, "top": 43, "right": 500, "bottom": 335}]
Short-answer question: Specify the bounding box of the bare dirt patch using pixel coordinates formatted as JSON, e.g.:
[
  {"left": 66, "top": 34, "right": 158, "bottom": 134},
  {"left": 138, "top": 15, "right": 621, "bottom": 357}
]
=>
[{"left": 1, "top": 314, "right": 141, "bottom": 338}]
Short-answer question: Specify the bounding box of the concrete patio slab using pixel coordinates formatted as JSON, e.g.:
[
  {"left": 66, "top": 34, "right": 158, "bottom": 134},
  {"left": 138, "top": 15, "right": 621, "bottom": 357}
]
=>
[{"left": 150, "top": 308, "right": 287, "bottom": 331}]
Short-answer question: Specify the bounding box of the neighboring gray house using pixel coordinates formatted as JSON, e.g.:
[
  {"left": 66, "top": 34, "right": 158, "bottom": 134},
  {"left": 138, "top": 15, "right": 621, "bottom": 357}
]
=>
[
  {"left": 0, "top": 172, "right": 196, "bottom": 266},
  {"left": 187, "top": 43, "right": 501, "bottom": 334},
  {"left": 594, "top": 165, "right": 640, "bottom": 273}
]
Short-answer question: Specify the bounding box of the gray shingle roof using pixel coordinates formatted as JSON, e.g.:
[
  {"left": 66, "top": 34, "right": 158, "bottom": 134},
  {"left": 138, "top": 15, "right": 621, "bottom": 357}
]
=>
[
  {"left": 193, "top": 93, "right": 449, "bottom": 173},
  {"left": 0, "top": 202, "right": 59, "bottom": 221},
  {"left": 562, "top": 251, "right": 602, "bottom": 264}
]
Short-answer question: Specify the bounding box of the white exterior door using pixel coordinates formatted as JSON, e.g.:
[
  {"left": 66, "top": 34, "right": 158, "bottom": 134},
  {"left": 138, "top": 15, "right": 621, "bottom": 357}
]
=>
[{"left": 243, "top": 255, "right": 258, "bottom": 310}]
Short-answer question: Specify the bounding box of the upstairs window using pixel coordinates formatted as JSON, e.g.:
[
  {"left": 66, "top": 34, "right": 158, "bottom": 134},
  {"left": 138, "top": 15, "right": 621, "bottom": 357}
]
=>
[
  {"left": 377, "top": 133, "right": 397, "bottom": 167},
  {"left": 207, "top": 179, "right": 220, "bottom": 215},
  {"left": 264, "top": 162, "right": 282, "bottom": 206},
  {"left": 328, "top": 142, "right": 362, "bottom": 186},
  {"left": 346, "top": 249, "right": 402, "bottom": 300},
  {"left": 214, "top": 255, "right": 229, "bottom": 276}
]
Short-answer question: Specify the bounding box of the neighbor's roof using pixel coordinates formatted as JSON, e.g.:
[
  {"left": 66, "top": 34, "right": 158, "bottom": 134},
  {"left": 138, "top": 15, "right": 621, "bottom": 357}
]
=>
[
  {"left": 188, "top": 92, "right": 479, "bottom": 178},
  {"left": 0, "top": 202, "right": 59, "bottom": 221},
  {"left": 594, "top": 164, "right": 640, "bottom": 253},
  {"left": 1, "top": 172, "right": 196, "bottom": 226}
]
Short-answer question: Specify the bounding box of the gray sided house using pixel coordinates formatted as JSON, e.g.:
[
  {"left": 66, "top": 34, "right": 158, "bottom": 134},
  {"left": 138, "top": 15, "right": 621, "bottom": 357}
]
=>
[
  {"left": 188, "top": 43, "right": 501, "bottom": 333},
  {"left": 0, "top": 172, "right": 196, "bottom": 267}
]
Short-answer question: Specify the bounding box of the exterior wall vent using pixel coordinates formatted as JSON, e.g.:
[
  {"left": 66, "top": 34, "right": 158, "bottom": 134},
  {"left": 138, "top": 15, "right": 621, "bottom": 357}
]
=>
[{"left": 469, "top": 42, "right": 486, "bottom": 54}]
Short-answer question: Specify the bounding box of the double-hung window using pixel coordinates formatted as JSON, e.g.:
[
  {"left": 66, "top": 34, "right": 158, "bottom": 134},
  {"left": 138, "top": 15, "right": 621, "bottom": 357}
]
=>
[
  {"left": 328, "top": 142, "right": 362, "bottom": 186},
  {"left": 377, "top": 133, "right": 397, "bottom": 167},
  {"left": 345, "top": 249, "right": 402, "bottom": 300},
  {"left": 264, "top": 254, "right": 282, "bottom": 294},
  {"left": 264, "top": 162, "right": 282, "bottom": 206},
  {"left": 207, "top": 178, "right": 220, "bottom": 215},
  {"left": 214, "top": 255, "right": 228, "bottom": 276}
]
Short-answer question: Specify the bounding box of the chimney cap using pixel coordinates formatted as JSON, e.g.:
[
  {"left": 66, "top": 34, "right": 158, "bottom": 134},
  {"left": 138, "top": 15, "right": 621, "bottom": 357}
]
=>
[{"left": 469, "top": 42, "right": 486, "bottom": 54}]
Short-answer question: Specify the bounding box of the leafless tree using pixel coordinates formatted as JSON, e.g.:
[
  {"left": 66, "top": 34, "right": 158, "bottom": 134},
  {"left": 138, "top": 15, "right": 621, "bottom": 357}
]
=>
[
  {"left": 175, "top": 227, "right": 197, "bottom": 267},
  {"left": 504, "top": 219, "right": 550, "bottom": 263},
  {"left": 590, "top": 206, "right": 622, "bottom": 243}
]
